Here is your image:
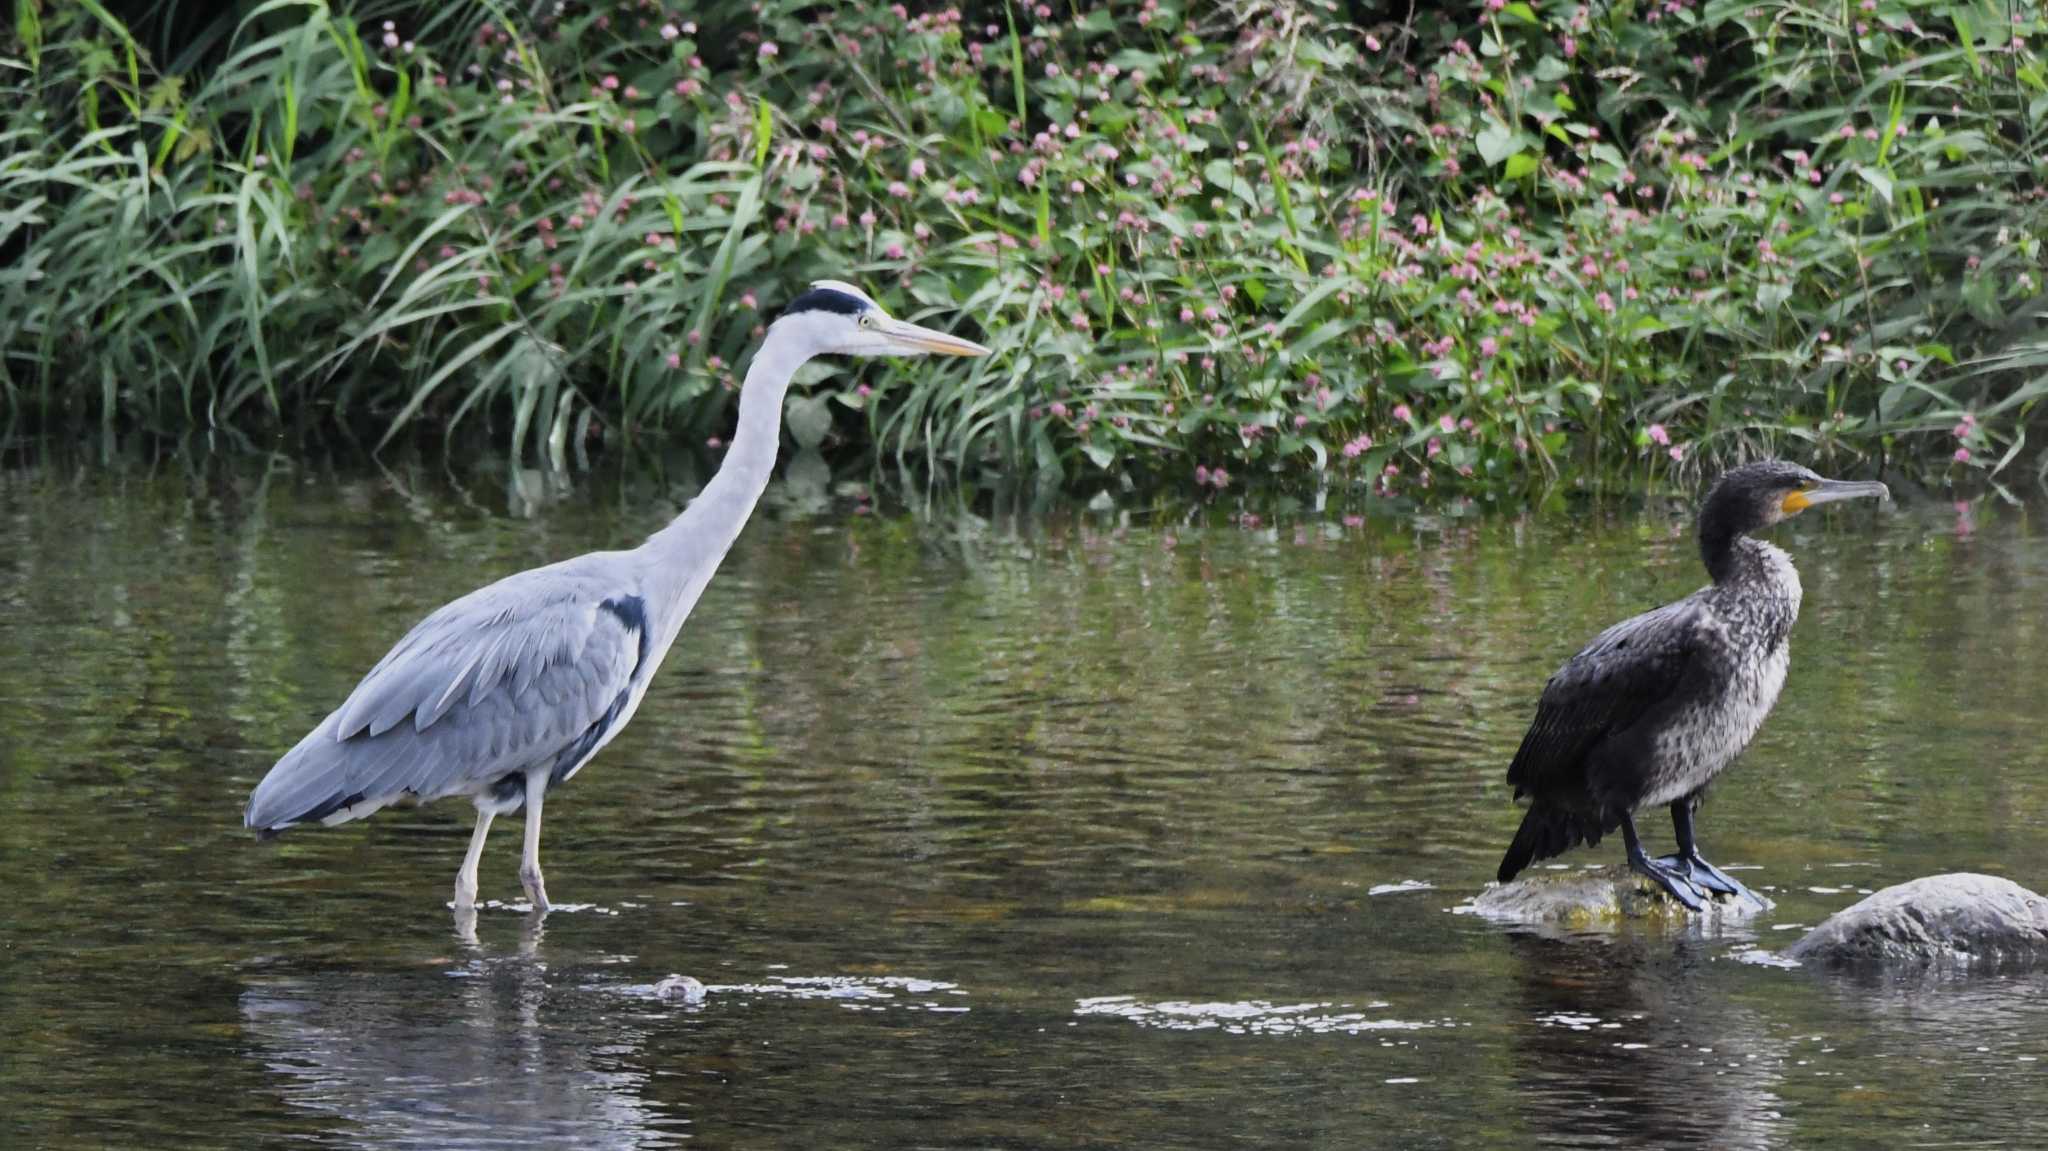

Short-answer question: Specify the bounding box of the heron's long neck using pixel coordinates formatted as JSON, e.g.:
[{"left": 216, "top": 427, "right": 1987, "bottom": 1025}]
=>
[{"left": 640, "top": 331, "right": 811, "bottom": 614}]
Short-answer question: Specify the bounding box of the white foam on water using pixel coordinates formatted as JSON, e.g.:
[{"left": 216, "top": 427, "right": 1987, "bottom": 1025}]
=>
[
  {"left": 702, "top": 974, "right": 968, "bottom": 1013},
  {"left": 1073, "top": 995, "right": 1444, "bottom": 1037},
  {"left": 1367, "top": 880, "right": 1435, "bottom": 896}
]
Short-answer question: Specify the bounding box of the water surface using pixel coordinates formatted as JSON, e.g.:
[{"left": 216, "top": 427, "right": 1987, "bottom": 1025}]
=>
[{"left": 2, "top": 457, "right": 2044, "bottom": 1148}]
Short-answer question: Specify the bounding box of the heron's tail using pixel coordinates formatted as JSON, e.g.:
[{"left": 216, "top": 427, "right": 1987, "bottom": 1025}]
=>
[
  {"left": 244, "top": 722, "right": 383, "bottom": 837},
  {"left": 1497, "top": 802, "right": 1596, "bottom": 884}
]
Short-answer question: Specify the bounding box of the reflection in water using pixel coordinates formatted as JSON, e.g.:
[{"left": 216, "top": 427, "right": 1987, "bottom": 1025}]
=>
[
  {"left": 242, "top": 952, "right": 685, "bottom": 1150},
  {"left": 1503, "top": 932, "right": 1787, "bottom": 1150}
]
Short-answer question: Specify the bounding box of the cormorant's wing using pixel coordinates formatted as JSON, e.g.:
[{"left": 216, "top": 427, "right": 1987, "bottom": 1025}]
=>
[
  {"left": 245, "top": 557, "right": 648, "bottom": 833},
  {"left": 1505, "top": 598, "right": 1704, "bottom": 797}
]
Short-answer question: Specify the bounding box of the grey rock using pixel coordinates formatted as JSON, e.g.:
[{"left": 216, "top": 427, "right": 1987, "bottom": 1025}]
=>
[
  {"left": 1787, "top": 873, "right": 2048, "bottom": 968},
  {"left": 1469, "top": 864, "right": 1770, "bottom": 928}
]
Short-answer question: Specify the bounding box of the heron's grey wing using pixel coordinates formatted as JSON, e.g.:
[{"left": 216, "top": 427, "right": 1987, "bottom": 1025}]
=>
[
  {"left": 1505, "top": 599, "right": 1704, "bottom": 798},
  {"left": 245, "top": 563, "right": 649, "bottom": 832}
]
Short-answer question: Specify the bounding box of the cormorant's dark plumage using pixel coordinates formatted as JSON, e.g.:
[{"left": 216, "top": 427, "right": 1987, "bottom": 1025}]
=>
[{"left": 1495, "top": 460, "right": 1888, "bottom": 908}]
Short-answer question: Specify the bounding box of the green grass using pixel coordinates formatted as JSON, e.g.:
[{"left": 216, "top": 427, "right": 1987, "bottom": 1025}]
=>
[{"left": 2, "top": 0, "right": 2044, "bottom": 494}]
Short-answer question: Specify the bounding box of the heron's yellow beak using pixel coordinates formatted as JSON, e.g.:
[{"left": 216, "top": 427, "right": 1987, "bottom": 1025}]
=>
[
  {"left": 876, "top": 316, "right": 991, "bottom": 358},
  {"left": 1782, "top": 477, "right": 1890, "bottom": 515}
]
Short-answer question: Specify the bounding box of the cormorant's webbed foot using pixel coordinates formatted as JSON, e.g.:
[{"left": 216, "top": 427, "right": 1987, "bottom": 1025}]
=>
[
  {"left": 1620, "top": 812, "right": 1705, "bottom": 911},
  {"left": 1662, "top": 800, "right": 1765, "bottom": 908},
  {"left": 1655, "top": 853, "right": 1764, "bottom": 907},
  {"left": 1628, "top": 852, "right": 1707, "bottom": 911}
]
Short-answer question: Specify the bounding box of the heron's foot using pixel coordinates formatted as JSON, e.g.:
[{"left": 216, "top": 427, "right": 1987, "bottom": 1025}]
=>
[
  {"left": 519, "top": 863, "right": 551, "bottom": 913},
  {"left": 1655, "top": 853, "right": 1764, "bottom": 907},
  {"left": 453, "top": 875, "right": 480, "bottom": 912},
  {"left": 1627, "top": 854, "right": 1707, "bottom": 912}
]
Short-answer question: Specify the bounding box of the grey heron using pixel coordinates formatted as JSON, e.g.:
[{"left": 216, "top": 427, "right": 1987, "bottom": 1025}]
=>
[
  {"left": 1496, "top": 460, "right": 1888, "bottom": 909},
  {"left": 245, "top": 281, "right": 991, "bottom": 911}
]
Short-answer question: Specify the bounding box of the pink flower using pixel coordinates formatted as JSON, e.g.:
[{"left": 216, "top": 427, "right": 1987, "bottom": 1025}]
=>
[
  {"left": 1342, "top": 434, "right": 1373, "bottom": 458},
  {"left": 758, "top": 42, "right": 779, "bottom": 58},
  {"left": 1669, "top": 445, "right": 1687, "bottom": 462},
  {"left": 1438, "top": 415, "right": 1456, "bottom": 433},
  {"left": 1955, "top": 448, "right": 1972, "bottom": 463},
  {"left": 664, "top": 352, "right": 682, "bottom": 369},
  {"left": 1648, "top": 424, "right": 1670, "bottom": 446},
  {"left": 601, "top": 74, "right": 619, "bottom": 90},
  {"left": 1392, "top": 403, "right": 1412, "bottom": 422},
  {"left": 661, "top": 22, "right": 679, "bottom": 39}
]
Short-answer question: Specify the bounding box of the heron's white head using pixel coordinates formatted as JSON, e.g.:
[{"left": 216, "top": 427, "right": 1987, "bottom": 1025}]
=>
[{"left": 769, "top": 280, "right": 992, "bottom": 359}]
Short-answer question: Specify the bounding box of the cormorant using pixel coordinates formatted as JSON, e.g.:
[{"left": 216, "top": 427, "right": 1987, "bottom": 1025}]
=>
[{"left": 1495, "top": 460, "right": 1889, "bottom": 909}]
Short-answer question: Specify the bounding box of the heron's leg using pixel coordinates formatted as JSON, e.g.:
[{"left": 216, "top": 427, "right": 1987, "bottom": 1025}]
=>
[
  {"left": 454, "top": 808, "right": 494, "bottom": 910},
  {"left": 1621, "top": 810, "right": 1705, "bottom": 912},
  {"left": 519, "top": 768, "right": 552, "bottom": 913},
  {"left": 1655, "top": 799, "right": 1764, "bottom": 907}
]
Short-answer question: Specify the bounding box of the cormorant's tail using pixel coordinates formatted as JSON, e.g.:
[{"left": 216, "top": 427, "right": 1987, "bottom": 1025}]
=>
[{"left": 1497, "top": 803, "right": 1598, "bottom": 884}]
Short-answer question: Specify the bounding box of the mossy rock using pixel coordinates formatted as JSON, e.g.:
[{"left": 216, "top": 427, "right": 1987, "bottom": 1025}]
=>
[{"left": 1469, "top": 864, "right": 1771, "bottom": 929}]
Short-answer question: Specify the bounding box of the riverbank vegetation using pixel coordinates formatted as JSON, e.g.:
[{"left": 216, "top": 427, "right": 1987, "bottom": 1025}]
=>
[{"left": 3, "top": 1, "right": 2044, "bottom": 492}]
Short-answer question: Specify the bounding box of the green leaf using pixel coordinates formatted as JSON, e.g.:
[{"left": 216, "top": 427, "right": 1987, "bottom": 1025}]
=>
[
  {"left": 1476, "top": 121, "right": 1522, "bottom": 166},
  {"left": 1503, "top": 153, "right": 1538, "bottom": 181},
  {"left": 753, "top": 97, "right": 772, "bottom": 168},
  {"left": 785, "top": 393, "right": 834, "bottom": 449},
  {"left": 1856, "top": 166, "right": 1894, "bottom": 205}
]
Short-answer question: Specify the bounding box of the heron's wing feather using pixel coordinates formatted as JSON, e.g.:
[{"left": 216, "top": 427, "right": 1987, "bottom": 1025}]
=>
[
  {"left": 333, "top": 576, "right": 611, "bottom": 739},
  {"left": 246, "top": 562, "right": 648, "bottom": 831},
  {"left": 1505, "top": 599, "right": 1704, "bottom": 796}
]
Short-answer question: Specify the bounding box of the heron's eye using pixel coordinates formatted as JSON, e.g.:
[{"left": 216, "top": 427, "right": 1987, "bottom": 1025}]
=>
[{"left": 858, "top": 313, "right": 875, "bottom": 328}]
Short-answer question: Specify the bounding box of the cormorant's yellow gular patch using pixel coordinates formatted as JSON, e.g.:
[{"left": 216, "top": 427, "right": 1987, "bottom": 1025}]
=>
[{"left": 1781, "top": 488, "right": 1813, "bottom": 514}]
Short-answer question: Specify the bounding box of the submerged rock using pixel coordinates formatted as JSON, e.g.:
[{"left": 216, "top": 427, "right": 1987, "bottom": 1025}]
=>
[
  {"left": 1469, "top": 864, "right": 1770, "bottom": 928},
  {"left": 654, "top": 974, "right": 708, "bottom": 1004},
  {"left": 1787, "top": 873, "right": 2048, "bottom": 969}
]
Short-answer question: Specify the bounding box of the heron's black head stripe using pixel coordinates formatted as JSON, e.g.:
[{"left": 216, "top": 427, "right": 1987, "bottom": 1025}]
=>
[{"left": 778, "top": 287, "right": 870, "bottom": 318}]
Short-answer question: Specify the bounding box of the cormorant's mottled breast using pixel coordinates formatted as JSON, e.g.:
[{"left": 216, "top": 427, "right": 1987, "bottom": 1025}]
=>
[{"left": 1496, "top": 460, "right": 1889, "bottom": 909}]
